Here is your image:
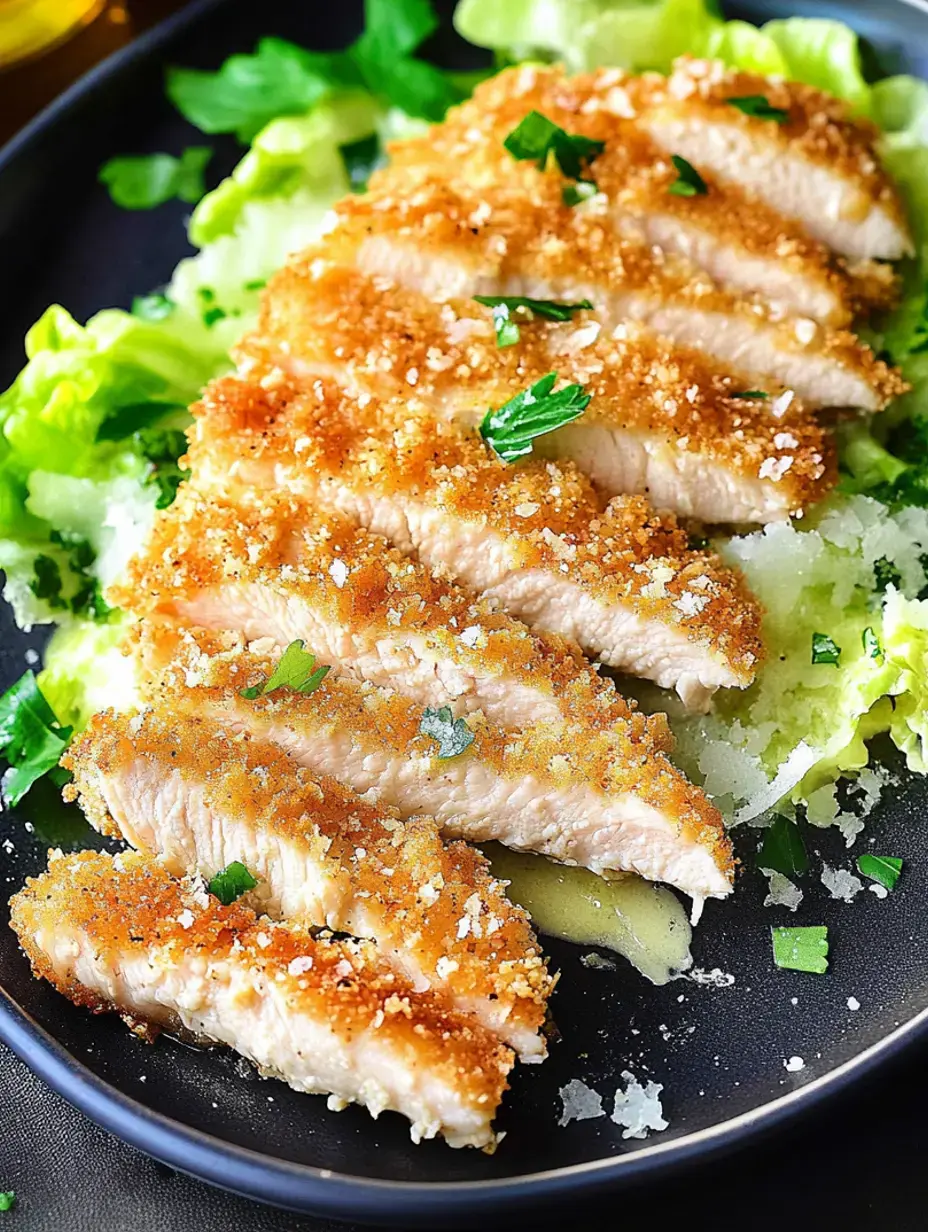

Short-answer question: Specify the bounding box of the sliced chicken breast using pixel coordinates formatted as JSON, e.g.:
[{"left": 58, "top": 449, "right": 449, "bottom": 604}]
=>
[
  {"left": 318, "top": 171, "right": 903, "bottom": 411},
  {"left": 639, "top": 57, "right": 913, "bottom": 262},
  {"left": 134, "top": 624, "right": 735, "bottom": 903},
  {"left": 249, "top": 261, "right": 835, "bottom": 522},
  {"left": 64, "top": 708, "right": 552, "bottom": 1059},
  {"left": 383, "top": 63, "right": 897, "bottom": 326},
  {"left": 187, "top": 372, "right": 763, "bottom": 710},
  {"left": 111, "top": 488, "right": 645, "bottom": 732},
  {"left": 10, "top": 850, "right": 513, "bottom": 1149}
]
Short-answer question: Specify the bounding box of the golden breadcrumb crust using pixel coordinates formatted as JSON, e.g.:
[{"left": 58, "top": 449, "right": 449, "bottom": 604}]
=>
[
  {"left": 10, "top": 849, "right": 514, "bottom": 1115},
  {"left": 187, "top": 371, "right": 764, "bottom": 683},
  {"left": 319, "top": 172, "right": 904, "bottom": 410},
  {"left": 249, "top": 260, "right": 836, "bottom": 513},
  {"left": 381, "top": 63, "right": 896, "bottom": 324},
  {"left": 110, "top": 486, "right": 657, "bottom": 732},
  {"left": 131, "top": 623, "right": 735, "bottom": 887},
  {"left": 64, "top": 708, "right": 553, "bottom": 1043}
]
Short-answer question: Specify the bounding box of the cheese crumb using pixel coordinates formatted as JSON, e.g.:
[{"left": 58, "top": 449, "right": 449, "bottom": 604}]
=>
[
  {"left": 176, "top": 909, "right": 195, "bottom": 930},
  {"left": 847, "top": 996, "right": 861, "bottom": 1011},
  {"left": 821, "top": 865, "right": 865, "bottom": 902},
  {"left": 784, "top": 1056, "right": 805, "bottom": 1073},
  {"left": 288, "top": 956, "right": 314, "bottom": 976},
  {"left": 328, "top": 560, "right": 349, "bottom": 589},
  {"left": 762, "top": 869, "right": 803, "bottom": 912},
  {"left": 611, "top": 1072, "right": 668, "bottom": 1139},
  {"left": 557, "top": 1079, "right": 605, "bottom": 1126}
]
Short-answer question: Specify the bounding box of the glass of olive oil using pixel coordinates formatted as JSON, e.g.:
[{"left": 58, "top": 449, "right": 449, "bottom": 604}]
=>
[{"left": 0, "top": 0, "right": 106, "bottom": 69}]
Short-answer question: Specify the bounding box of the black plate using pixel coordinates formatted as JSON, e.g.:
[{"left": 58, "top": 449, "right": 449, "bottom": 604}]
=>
[{"left": 3, "top": 0, "right": 928, "bottom": 1224}]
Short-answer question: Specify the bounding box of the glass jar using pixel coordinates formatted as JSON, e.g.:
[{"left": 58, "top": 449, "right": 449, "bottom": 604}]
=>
[{"left": 0, "top": 0, "right": 106, "bottom": 69}]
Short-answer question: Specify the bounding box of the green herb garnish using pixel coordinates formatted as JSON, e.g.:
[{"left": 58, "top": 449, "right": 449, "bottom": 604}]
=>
[
  {"left": 480, "top": 372, "right": 591, "bottom": 463},
  {"left": 208, "top": 861, "right": 259, "bottom": 905},
  {"left": 504, "top": 111, "right": 605, "bottom": 180},
  {"left": 131, "top": 292, "right": 175, "bottom": 321},
  {"left": 862, "top": 626, "right": 883, "bottom": 661},
  {"left": 727, "top": 94, "right": 789, "bottom": 123},
  {"left": 239, "top": 640, "right": 330, "bottom": 700},
  {"left": 0, "top": 1193, "right": 14, "bottom": 1212},
  {"left": 474, "top": 296, "right": 594, "bottom": 347},
  {"left": 419, "top": 705, "right": 475, "bottom": 759},
  {"left": 811, "top": 632, "right": 841, "bottom": 666},
  {"left": 30, "top": 555, "right": 65, "bottom": 608},
  {"left": 668, "top": 154, "right": 708, "bottom": 197},
  {"left": 339, "top": 132, "right": 386, "bottom": 193},
  {"left": 772, "top": 925, "right": 829, "bottom": 974},
  {"left": 856, "top": 854, "right": 903, "bottom": 891},
  {"left": 202, "top": 306, "right": 227, "bottom": 328},
  {"left": 0, "top": 672, "right": 73, "bottom": 807},
  {"left": 757, "top": 815, "right": 808, "bottom": 878},
  {"left": 243, "top": 279, "right": 267, "bottom": 292},
  {"left": 729, "top": 390, "right": 769, "bottom": 399},
  {"left": 99, "top": 147, "right": 212, "bottom": 210},
  {"left": 562, "top": 179, "right": 598, "bottom": 206}
]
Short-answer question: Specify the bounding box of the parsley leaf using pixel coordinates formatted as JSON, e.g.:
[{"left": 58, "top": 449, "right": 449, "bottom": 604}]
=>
[
  {"left": 504, "top": 111, "right": 604, "bottom": 180},
  {"left": 340, "top": 133, "right": 386, "bottom": 193},
  {"left": 771, "top": 925, "right": 829, "bottom": 974},
  {"left": 811, "top": 632, "right": 841, "bottom": 666},
  {"left": 474, "top": 296, "right": 594, "bottom": 347},
  {"left": 727, "top": 94, "right": 789, "bottom": 123},
  {"left": 239, "top": 640, "right": 330, "bottom": 700},
  {"left": 856, "top": 854, "right": 903, "bottom": 891},
  {"left": 0, "top": 672, "right": 73, "bottom": 808},
  {"left": 131, "top": 292, "right": 175, "bottom": 321},
  {"left": 757, "top": 815, "right": 808, "bottom": 878},
  {"left": 208, "top": 861, "right": 259, "bottom": 905},
  {"left": 729, "top": 390, "right": 769, "bottom": 399},
  {"left": 419, "top": 706, "right": 475, "bottom": 759},
  {"left": 99, "top": 147, "right": 211, "bottom": 210},
  {"left": 0, "top": 1193, "right": 14, "bottom": 1212},
  {"left": 668, "top": 154, "right": 708, "bottom": 197},
  {"left": 30, "top": 555, "right": 65, "bottom": 608},
  {"left": 862, "top": 626, "right": 883, "bottom": 661},
  {"left": 562, "top": 179, "right": 598, "bottom": 206},
  {"left": 480, "top": 372, "right": 591, "bottom": 463}
]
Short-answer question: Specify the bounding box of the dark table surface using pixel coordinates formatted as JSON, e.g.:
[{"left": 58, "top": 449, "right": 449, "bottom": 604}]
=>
[{"left": 2, "top": 2, "right": 928, "bottom": 1229}]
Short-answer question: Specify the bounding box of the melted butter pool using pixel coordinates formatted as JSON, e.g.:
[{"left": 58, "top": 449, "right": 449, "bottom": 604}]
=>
[{"left": 483, "top": 844, "right": 693, "bottom": 985}]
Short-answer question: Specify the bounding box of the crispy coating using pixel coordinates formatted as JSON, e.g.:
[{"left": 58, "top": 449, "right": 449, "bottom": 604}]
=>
[
  {"left": 248, "top": 259, "right": 836, "bottom": 515},
  {"left": 131, "top": 623, "right": 735, "bottom": 890},
  {"left": 187, "top": 370, "right": 764, "bottom": 687},
  {"left": 381, "top": 63, "right": 896, "bottom": 323},
  {"left": 111, "top": 486, "right": 652, "bottom": 732},
  {"left": 64, "top": 708, "right": 553, "bottom": 1054},
  {"left": 10, "top": 849, "right": 513, "bottom": 1145}
]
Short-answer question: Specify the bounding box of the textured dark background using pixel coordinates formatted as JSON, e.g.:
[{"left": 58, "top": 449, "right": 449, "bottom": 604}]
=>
[{"left": 4, "top": 0, "right": 928, "bottom": 1228}]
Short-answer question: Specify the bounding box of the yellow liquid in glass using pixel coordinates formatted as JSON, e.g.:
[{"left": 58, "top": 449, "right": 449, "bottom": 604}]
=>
[{"left": 0, "top": 0, "right": 105, "bottom": 68}]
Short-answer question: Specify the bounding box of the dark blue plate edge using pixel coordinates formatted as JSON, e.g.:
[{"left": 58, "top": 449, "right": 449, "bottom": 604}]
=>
[{"left": 3, "top": 0, "right": 928, "bottom": 1222}]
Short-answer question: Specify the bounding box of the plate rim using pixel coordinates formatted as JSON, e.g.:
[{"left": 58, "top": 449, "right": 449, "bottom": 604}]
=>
[{"left": 3, "top": 0, "right": 928, "bottom": 1220}]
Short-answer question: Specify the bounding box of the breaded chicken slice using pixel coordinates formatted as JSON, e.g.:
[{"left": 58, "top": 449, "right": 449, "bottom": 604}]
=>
[
  {"left": 248, "top": 261, "right": 835, "bottom": 522},
  {"left": 187, "top": 371, "right": 763, "bottom": 710},
  {"left": 111, "top": 487, "right": 649, "bottom": 732},
  {"left": 318, "top": 171, "right": 903, "bottom": 411},
  {"left": 382, "top": 63, "right": 897, "bottom": 325},
  {"left": 10, "top": 850, "right": 513, "bottom": 1149},
  {"left": 64, "top": 709, "right": 553, "bottom": 1060},
  {"left": 133, "top": 624, "right": 735, "bottom": 904},
  {"left": 640, "top": 58, "right": 913, "bottom": 262}
]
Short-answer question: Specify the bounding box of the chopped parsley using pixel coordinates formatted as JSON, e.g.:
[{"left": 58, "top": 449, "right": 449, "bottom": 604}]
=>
[
  {"left": 239, "top": 640, "right": 330, "bottom": 700},
  {"left": 480, "top": 372, "right": 591, "bottom": 463},
  {"left": 562, "top": 179, "right": 598, "bottom": 206},
  {"left": 771, "top": 925, "right": 829, "bottom": 974},
  {"left": 873, "top": 556, "right": 902, "bottom": 592},
  {"left": 862, "top": 626, "right": 883, "bottom": 661},
  {"left": 811, "top": 632, "right": 841, "bottom": 666},
  {"left": 504, "top": 111, "right": 604, "bottom": 181},
  {"left": 203, "top": 305, "right": 227, "bottom": 328},
  {"left": 339, "top": 132, "right": 386, "bottom": 192},
  {"left": 727, "top": 94, "right": 789, "bottom": 123},
  {"left": 30, "top": 555, "right": 64, "bottom": 608},
  {"left": 0, "top": 1193, "right": 13, "bottom": 1212},
  {"left": 419, "top": 706, "right": 475, "bottom": 758},
  {"left": 243, "top": 278, "right": 267, "bottom": 291},
  {"left": 131, "top": 292, "right": 175, "bottom": 321},
  {"left": 757, "top": 815, "right": 808, "bottom": 878},
  {"left": 729, "top": 390, "right": 768, "bottom": 399},
  {"left": 668, "top": 154, "right": 708, "bottom": 197},
  {"left": 208, "top": 861, "right": 258, "bottom": 905},
  {"left": 99, "top": 147, "right": 212, "bottom": 210},
  {"left": 856, "top": 854, "right": 903, "bottom": 891},
  {"left": 0, "top": 671, "right": 73, "bottom": 807},
  {"left": 474, "top": 295, "right": 593, "bottom": 347}
]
